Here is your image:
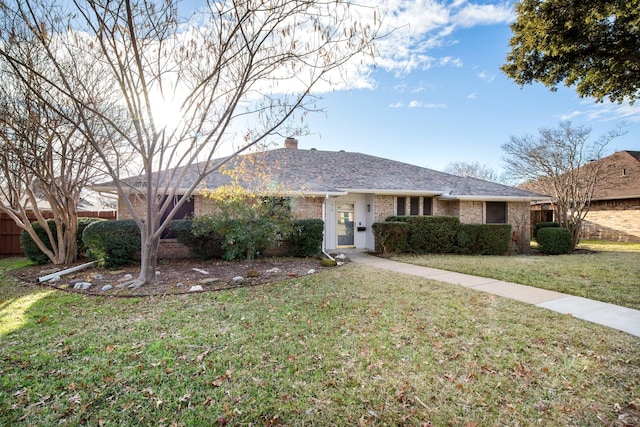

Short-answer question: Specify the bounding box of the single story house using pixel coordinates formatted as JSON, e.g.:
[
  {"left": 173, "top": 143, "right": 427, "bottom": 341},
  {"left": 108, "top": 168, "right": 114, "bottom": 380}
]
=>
[
  {"left": 93, "top": 138, "right": 547, "bottom": 254},
  {"left": 530, "top": 150, "right": 640, "bottom": 242}
]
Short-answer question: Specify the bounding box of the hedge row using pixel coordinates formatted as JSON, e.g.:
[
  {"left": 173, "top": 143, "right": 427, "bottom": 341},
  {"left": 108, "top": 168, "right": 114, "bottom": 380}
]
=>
[
  {"left": 170, "top": 218, "right": 324, "bottom": 260},
  {"left": 83, "top": 219, "right": 141, "bottom": 267},
  {"left": 373, "top": 216, "right": 512, "bottom": 255},
  {"left": 20, "top": 217, "right": 105, "bottom": 264},
  {"left": 76, "top": 217, "right": 325, "bottom": 267}
]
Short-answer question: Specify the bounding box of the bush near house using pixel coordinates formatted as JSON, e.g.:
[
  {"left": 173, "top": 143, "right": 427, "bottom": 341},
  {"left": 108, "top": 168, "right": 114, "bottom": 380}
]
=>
[
  {"left": 288, "top": 219, "right": 324, "bottom": 257},
  {"left": 372, "top": 222, "right": 409, "bottom": 254},
  {"left": 374, "top": 216, "right": 511, "bottom": 255},
  {"left": 457, "top": 223, "right": 512, "bottom": 255},
  {"left": 386, "top": 216, "right": 460, "bottom": 254},
  {"left": 170, "top": 219, "right": 224, "bottom": 260},
  {"left": 82, "top": 219, "right": 140, "bottom": 267},
  {"left": 20, "top": 219, "right": 59, "bottom": 264},
  {"left": 533, "top": 221, "right": 560, "bottom": 241},
  {"left": 174, "top": 218, "right": 324, "bottom": 260},
  {"left": 20, "top": 217, "right": 106, "bottom": 264},
  {"left": 536, "top": 227, "right": 573, "bottom": 255}
]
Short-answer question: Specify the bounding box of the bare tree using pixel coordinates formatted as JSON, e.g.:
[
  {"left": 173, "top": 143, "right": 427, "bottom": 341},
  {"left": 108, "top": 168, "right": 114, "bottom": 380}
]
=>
[
  {"left": 502, "top": 122, "right": 623, "bottom": 250},
  {"left": 444, "top": 161, "right": 501, "bottom": 183},
  {"left": 0, "top": 0, "right": 379, "bottom": 287},
  {"left": 0, "top": 33, "right": 121, "bottom": 265}
]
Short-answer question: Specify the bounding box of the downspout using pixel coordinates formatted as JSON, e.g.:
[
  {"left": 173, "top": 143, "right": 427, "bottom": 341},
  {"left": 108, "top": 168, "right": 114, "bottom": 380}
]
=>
[{"left": 321, "top": 194, "right": 335, "bottom": 261}]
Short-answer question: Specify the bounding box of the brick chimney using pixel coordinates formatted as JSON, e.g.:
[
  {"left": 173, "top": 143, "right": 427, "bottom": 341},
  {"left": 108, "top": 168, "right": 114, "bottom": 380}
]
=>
[{"left": 284, "top": 137, "right": 298, "bottom": 149}]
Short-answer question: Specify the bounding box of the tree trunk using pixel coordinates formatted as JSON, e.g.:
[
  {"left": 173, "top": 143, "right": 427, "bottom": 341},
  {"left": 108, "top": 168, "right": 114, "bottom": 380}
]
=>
[{"left": 131, "top": 236, "right": 160, "bottom": 288}]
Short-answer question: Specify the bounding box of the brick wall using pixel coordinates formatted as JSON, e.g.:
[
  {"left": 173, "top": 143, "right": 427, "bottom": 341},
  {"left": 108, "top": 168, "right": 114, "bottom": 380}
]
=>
[
  {"left": 119, "top": 194, "right": 146, "bottom": 219},
  {"left": 158, "top": 239, "right": 192, "bottom": 259},
  {"left": 374, "top": 195, "right": 395, "bottom": 221},
  {"left": 458, "top": 201, "right": 483, "bottom": 223},
  {"left": 581, "top": 198, "right": 640, "bottom": 242},
  {"left": 291, "top": 197, "right": 323, "bottom": 220}
]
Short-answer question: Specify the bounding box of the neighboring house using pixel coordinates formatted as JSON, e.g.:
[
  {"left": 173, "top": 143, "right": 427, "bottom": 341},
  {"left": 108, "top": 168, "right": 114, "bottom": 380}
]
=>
[
  {"left": 93, "top": 138, "right": 547, "bottom": 254},
  {"left": 579, "top": 151, "right": 640, "bottom": 242},
  {"left": 528, "top": 150, "right": 640, "bottom": 242}
]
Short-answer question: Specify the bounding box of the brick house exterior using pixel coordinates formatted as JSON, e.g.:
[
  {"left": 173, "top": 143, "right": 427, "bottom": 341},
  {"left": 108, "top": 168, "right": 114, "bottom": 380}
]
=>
[
  {"left": 528, "top": 151, "right": 640, "bottom": 242},
  {"left": 581, "top": 151, "right": 640, "bottom": 242},
  {"left": 100, "top": 138, "right": 545, "bottom": 255}
]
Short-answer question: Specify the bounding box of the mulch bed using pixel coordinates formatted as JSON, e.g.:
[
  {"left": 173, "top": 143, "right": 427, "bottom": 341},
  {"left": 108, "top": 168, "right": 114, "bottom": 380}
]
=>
[{"left": 11, "top": 257, "right": 342, "bottom": 297}]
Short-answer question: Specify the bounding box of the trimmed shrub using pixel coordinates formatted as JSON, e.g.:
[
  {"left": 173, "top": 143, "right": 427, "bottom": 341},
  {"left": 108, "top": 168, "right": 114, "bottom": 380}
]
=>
[
  {"left": 82, "top": 219, "right": 140, "bottom": 267},
  {"left": 533, "top": 221, "right": 560, "bottom": 241},
  {"left": 288, "top": 219, "right": 324, "bottom": 257},
  {"left": 170, "top": 219, "right": 223, "bottom": 260},
  {"left": 372, "top": 222, "right": 408, "bottom": 254},
  {"left": 457, "top": 224, "right": 512, "bottom": 255},
  {"left": 386, "top": 216, "right": 460, "bottom": 254},
  {"left": 77, "top": 217, "right": 106, "bottom": 256},
  {"left": 537, "top": 227, "right": 573, "bottom": 255},
  {"left": 20, "top": 219, "right": 59, "bottom": 264}
]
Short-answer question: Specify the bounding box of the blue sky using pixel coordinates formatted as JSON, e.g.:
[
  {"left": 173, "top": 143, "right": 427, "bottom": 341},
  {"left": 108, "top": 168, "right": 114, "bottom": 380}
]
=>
[{"left": 290, "top": 1, "right": 640, "bottom": 175}]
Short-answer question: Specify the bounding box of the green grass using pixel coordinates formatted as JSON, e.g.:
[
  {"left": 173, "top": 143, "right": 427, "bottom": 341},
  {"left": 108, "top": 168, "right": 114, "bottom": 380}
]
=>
[
  {"left": 393, "top": 240, "right": 640, "bottom": 310},
  {"left": 1, "top": 257, "right": 639, "bottom": 426}
]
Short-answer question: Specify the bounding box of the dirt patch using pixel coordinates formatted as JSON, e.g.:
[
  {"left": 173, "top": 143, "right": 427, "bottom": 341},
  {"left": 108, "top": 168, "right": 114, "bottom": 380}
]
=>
[{"left": 12, "top": 257, "right": 342, "bottom": 297}]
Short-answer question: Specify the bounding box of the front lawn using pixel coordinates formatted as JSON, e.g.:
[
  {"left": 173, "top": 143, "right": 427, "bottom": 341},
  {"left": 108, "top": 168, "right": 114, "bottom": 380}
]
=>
[
  {"left": 1, "top": 258, "right": 638, "bottom": 425},
  {"left": 393, "top": 240, "right": 640, "bottom": 310}
]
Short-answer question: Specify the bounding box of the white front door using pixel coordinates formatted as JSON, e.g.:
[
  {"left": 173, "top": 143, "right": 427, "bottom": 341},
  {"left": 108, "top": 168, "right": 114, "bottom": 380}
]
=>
[{"left": 336, "top": 202, "right": 355, "bottom": 247}]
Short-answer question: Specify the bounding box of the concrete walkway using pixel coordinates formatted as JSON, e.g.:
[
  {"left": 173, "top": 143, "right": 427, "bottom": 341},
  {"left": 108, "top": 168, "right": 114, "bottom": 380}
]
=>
[{"left": 347, "top": 251, "right": 640, "bottom": 338}]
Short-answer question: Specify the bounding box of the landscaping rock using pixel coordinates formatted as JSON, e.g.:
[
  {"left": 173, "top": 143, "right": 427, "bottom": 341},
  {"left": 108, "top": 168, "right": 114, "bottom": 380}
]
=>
[
  {"left": 188, "top": 285, "right": 203, "bottom": 292},
  {"left": 200, "top": 277, "right": 220, "bottom": 284},
  {"left": 176, "top": 282, "right": 185, "bottom": 287},
  {"left": 307, "top": 269, "right": 316, "bottom": 275},
  {"left": 101, "top": 285, "right": 113, "bottom": 291},
  {"left": 266, "top": 267, "right": 281, "bottom": 274},
  {"left": 192, "top": 268, "right": 209, "bottom": 275},
  {"left": 92, "top": 273, "right": 104, "bottom": 280},
  {"left": 74, "top": 281, "right": 92, "bottom": 290},
  {"left": 232, "top": 276, "right": 244, "bottom": 285}
]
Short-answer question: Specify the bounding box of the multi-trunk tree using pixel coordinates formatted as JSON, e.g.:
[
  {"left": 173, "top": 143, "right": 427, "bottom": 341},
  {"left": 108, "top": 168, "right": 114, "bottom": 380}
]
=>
[
  {"left": 0, "top": 0, "right": 379, "bottom": 287},
  {"left": 0, "top": 38, "right": 123, "bottom": 265},
  {"left": 502, "top": 122, "right": 623, "bottom": 250}
]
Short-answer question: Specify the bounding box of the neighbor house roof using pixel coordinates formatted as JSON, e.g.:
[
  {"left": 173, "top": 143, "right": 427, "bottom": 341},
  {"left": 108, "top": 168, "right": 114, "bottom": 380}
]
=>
[
  {"left": 590, "top": 150, "right": 640, "bottom": 200},
  {"left": 520, "top": 150, "right": 640, "bottom": 201},
  {"left": 93, "top": 145, "right": 547, "bottom": 201}
]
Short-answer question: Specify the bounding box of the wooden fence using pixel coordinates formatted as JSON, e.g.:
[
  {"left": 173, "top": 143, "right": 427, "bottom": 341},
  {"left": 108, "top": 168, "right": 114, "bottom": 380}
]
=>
[{"left": 0, "top": 211, "right": 117, "bottom": 257}]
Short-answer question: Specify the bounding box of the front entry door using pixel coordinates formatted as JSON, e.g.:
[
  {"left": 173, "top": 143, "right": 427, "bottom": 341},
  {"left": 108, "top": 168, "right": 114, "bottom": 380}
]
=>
[{"left": 337, "top": 203, "right": 355, "bottom": 247}]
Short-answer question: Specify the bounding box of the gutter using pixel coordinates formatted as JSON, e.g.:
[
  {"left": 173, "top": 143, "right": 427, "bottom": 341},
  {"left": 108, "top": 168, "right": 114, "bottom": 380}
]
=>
[{"left": 436, "top": 193, "right": 547, "bottom": 202}]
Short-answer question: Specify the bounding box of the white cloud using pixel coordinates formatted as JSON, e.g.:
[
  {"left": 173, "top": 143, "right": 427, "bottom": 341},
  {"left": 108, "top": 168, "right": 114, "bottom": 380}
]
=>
[
  {"left": 452, "top": 2, "right": 515, "bottom": 27},
  {"left": 408, "top": 100, "right": 447, "bottom": 109},
  {"left": 560, "top": 101, "right": 640, "bottom": 123},
  {"left": 478, "top": 70, "right": 496, "bottom": 82},
  {"left": 351, "top": 0, "right": 514, "bottom": 85},
  {"left": 389, "top": 101, "right": 405, "bottom": 108},
  {"left": 467, "top": 92, "right": 478, "bottom": 100}
]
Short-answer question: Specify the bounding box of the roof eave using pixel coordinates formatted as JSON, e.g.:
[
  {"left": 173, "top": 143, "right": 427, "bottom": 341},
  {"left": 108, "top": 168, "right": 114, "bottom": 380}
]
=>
[
  {"left": 438, "top": 194, "right": 548, "bottom": 202},
  {"left": 338, "top": 188, "right": 445, "bottom": 196}
]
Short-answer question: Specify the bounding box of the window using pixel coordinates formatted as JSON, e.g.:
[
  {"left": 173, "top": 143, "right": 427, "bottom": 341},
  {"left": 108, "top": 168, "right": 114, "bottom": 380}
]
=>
[
  {"left": 160, "top": 195, "right": 195, "bottom": 238},
  {"left": 410, "top": 197, "right": 420, "bottom": 215},
  {"left": 486, "top": 201, "right": 507, "bottom": 224},
  {"left": 396, "top": 197, "right": 406, "bottom": 215},
  {"left": 423, "top": 197, "right": 433, "bottom": 216}
]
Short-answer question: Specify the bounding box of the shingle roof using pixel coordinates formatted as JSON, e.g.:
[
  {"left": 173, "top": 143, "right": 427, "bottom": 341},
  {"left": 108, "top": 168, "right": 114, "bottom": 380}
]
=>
[
  {"left": 591, "top": 151, "right": 640, "bottom": 199},
  {"left": 95, "top": 147, "right": 546, "bottom": 201}
]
